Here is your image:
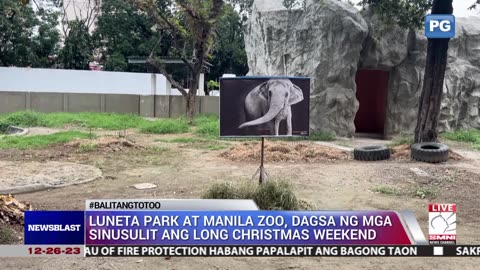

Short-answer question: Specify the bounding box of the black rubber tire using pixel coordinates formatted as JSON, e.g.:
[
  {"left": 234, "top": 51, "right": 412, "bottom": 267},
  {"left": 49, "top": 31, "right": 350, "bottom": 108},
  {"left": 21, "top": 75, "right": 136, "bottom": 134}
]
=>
[
  {"left": 411, "top": 142, "right": 449, "bottom": 163},
  {"left": 353, "top": 145, "right": 391, "bottom": 161}
]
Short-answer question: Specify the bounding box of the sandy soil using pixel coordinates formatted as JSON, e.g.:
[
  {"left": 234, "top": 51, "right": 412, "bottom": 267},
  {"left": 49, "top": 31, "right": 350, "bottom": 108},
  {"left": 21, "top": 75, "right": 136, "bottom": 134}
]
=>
[
  {"left": 0, "top": 161, "right": 102, "bottom": 191},
  {"left": 2, "top": 130, "right": 480, "bottom": 269}
]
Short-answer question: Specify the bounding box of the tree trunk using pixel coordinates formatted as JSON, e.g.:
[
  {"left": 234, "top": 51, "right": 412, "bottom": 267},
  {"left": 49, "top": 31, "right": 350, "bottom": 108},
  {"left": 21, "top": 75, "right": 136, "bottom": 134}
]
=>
[
  {"left": 185, "top": 73, "right": 199, "bottom": 124},
  {"left": 186, "top": 91, "right": 196, "bottom": 124},
  {"left": 414, "top": 0, "right": 453, "bottom": 143}
]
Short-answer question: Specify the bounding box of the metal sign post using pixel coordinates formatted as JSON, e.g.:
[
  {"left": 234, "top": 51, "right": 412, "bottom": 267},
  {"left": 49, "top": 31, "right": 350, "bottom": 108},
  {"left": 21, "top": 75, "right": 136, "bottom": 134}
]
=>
[{"left": 252, "top": 137, "right": 268, "bottom": 184}]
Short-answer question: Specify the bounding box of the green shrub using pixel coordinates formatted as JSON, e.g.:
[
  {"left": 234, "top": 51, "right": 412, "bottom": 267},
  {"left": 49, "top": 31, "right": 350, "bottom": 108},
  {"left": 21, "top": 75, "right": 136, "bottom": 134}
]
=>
[
  {"left": 253, "top": 180, "right": 300, "bottom": 210},
  {"left": 76, "top": 113, "right": 146, "bottom": 130},
  {"left": 203, "top": 182, "right": 241, "bottom": 200},
  {"left": 0, "top": 120, "right": 9, "bottom": 133},
  {"left": 202, "top": 180, "right": 313, "bottom": 210},
  {"left": 1, "top": 111, "right": 45, "bottom": 127},
  {"left": 139, "top": 119, "right": 190, "bottom": 134},
  {"left": 195, "top": 121, "right": 219, "bottom": 138},
  {"left": 0, "top": 111, "right": 148, "bottom": 130},
  {"left": 442, "top": 130, "right": 480, "bottom": 143},
  {"left": 207, "top": 80, "right": 220, "bottom": 91},
  {"left": 193, "top": 115, "right": 219, "bottom": 138},
  {"left": 194, "top": 114, "right": 218, "bottom": 125},
  {"left": 442, "top": 130, "right": 480, "bottom": 150}
]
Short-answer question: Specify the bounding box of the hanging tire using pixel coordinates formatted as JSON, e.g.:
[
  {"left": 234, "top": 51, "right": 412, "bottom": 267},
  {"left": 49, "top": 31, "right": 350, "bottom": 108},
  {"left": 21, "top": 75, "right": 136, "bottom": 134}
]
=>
[
  {"left": 411, "top": 142, "right": 449, "bottom": 163},
  {"left": 353, "top": 145, "right": 391, "bottom": 161}
]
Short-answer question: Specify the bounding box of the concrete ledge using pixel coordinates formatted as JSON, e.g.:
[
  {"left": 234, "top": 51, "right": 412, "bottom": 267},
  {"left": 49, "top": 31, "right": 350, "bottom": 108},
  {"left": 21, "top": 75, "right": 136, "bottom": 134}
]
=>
[
  {"left": 0, "top": 176, "right": 102, "bottom": 195},
  {"left": 4, "top": 126, "right": 29, "bottom": 136}
]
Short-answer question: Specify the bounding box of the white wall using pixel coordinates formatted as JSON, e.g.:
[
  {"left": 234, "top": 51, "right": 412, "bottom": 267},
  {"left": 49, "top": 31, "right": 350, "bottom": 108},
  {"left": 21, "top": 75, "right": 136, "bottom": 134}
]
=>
[{"left": 0, "top": 67, "right": 171, "bottom": 95}]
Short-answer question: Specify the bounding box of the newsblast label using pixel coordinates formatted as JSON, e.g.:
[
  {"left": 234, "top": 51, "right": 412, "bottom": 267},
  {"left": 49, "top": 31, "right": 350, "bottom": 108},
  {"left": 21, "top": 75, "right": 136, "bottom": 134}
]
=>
[{"left": 85, "top": 211, "right": 413, "bottom": 245}]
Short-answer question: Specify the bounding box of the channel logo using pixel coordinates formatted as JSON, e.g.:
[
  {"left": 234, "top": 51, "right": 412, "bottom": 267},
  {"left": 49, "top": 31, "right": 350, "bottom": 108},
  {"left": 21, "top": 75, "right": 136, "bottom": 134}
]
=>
[
  {"left": 428, "top": 203, "right": 456, "bottom": 245},
  {"left": 425, "top": 15, "right": 455, "bottom": 38}
]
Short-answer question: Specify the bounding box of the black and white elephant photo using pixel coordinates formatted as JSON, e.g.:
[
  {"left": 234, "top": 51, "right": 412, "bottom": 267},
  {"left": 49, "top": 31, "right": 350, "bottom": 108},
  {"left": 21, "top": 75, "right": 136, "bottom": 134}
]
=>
[
  {"left": 239, "top": 79, "right": 303, "bottom": 136},
  {"left": 219, "top": 77, "right": 310, "bottom": 137}
]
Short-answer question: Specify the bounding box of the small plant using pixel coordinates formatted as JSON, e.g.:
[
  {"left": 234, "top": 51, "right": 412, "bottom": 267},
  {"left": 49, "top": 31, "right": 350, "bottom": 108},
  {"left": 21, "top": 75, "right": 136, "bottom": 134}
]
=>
[
  {"left": 412, "top": 187, "right": 437, "bottom": 199},
  {"left": 117, "top": 126, "right": 128, "bottom": 138},
  {"left": 88, "top": 127, "right": 94, "bottom": 140},
  {"left": 207, "top": 80, "right": 220, "bottom": 92},
  {"left": 78, "top": 143, "right": 97, "bottom": 153},
  {"left": 372, "top": 185, "right": 403, "bottom": 196},
  {"left": 202, "top": 180, "right": 314, "bottom": 210},
  {"left": 388, "top": 134, "right": 414, "bottom": 147}
]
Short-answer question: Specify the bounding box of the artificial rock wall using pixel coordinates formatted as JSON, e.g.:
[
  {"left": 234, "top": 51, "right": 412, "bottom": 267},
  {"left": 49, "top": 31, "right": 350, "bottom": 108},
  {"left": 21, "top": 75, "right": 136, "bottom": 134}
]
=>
[{"left": 245, "top": 0, "right": 480, "bottom": 137}]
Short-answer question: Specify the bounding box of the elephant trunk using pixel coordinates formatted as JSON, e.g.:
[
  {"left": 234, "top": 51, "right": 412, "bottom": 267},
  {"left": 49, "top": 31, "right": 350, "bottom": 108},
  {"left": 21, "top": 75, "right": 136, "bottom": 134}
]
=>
[{"left": 239, "top": 91, "right": 284, "bottom": 129}]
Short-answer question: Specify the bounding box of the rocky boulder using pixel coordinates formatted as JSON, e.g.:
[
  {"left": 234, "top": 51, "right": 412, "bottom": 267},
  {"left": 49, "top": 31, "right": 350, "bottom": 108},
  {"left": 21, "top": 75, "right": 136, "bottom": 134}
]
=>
[
  {"left": 246, "top": 0, "right": 369, "bottom": 136},
  {"left": 245, "top": 0, "right": 480, "bottom": 137}
]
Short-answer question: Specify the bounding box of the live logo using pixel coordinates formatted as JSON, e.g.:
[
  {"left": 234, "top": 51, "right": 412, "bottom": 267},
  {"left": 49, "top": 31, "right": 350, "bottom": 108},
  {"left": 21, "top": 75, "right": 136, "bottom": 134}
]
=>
[{"left": 429, "top": 204, "right": 456, "bottom": 212}]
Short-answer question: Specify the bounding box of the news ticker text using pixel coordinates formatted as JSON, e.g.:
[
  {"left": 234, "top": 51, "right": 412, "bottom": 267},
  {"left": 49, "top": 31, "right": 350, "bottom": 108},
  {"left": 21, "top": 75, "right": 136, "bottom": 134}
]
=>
[{"left": 3, "top": 245, "right": 480, "bottom": 257}]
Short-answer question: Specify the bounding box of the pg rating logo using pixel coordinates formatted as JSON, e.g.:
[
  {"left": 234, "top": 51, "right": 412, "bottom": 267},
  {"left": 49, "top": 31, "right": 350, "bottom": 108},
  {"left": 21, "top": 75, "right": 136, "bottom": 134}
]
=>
[
  {"left": 425, "top": 15, "right": 455, "bottom": 38},
  {"left": 428, "top": 204, "right": 456, "bottom": 245}
]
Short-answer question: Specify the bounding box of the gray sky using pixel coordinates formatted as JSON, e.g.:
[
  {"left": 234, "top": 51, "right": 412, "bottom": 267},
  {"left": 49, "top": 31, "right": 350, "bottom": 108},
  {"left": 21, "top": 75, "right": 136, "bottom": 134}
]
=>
[{"left": 350, "top": 0, "right": 480, "bottom": 18}]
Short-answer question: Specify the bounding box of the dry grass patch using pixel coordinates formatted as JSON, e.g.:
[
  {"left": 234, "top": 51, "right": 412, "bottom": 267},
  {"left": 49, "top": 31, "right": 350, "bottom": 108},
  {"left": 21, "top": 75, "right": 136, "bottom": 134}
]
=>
[
  {"left": 221, "top": 141, "right": 350, "bottom": 163},
  {"left": 65, "top": 137, "right": 143, "bottom": 153}
]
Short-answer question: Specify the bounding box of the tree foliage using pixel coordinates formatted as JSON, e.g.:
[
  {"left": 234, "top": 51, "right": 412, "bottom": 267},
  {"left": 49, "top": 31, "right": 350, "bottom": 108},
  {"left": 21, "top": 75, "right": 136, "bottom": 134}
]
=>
[
  {"left": 208, "top": 4, "right": 248, "bottom": 81},
  {"left": 136, "top": 0, "right": 225, "bottom": 122},
  {"left": 59, "top": 20, "right": 93, "bottom": 69},
  {"left": 56, "top": 0, "right": 99, "bottom": 70},
  {"left": 360, "top": 0, "right": 433, "bottom": 29},
  {"left": 0, "top": 0, "right": 60, "bottom": 67},
  {"left": 94, "top": 0, "right": 168, "bottom": 71}
]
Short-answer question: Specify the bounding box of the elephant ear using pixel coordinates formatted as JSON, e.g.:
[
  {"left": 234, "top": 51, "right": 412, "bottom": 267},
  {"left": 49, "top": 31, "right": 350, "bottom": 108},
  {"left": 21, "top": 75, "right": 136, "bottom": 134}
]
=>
[
  {"left": 288, "top": 83, "right": 304, "bottom": 105},
  {"left": 256, "top": 81, "right": 270, "bottom": 102}
]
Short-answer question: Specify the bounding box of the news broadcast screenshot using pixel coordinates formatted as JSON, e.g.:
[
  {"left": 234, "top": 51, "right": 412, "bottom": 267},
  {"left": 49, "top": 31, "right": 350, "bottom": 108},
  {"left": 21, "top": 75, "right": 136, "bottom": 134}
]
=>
[{"left": 1, "top": 0, "right": 480, "bottom": 269}]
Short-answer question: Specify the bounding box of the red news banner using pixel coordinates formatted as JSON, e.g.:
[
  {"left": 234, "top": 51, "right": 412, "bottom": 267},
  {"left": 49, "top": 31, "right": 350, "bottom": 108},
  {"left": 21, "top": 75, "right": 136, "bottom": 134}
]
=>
[{"left": 8, "top": 201, "right": 480, "bottom": 257}]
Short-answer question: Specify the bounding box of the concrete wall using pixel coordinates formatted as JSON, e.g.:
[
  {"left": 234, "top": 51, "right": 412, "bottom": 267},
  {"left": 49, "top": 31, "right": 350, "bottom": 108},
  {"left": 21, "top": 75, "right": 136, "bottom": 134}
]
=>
[
  {"left": 0, "top": 67, "right": 168, "bottom": 95},
  {"left": 0, "top": 67, "right": 217, "bottom": 117},
  {"left": 0, "top": 92, "right": 219, "bottom": 117}
]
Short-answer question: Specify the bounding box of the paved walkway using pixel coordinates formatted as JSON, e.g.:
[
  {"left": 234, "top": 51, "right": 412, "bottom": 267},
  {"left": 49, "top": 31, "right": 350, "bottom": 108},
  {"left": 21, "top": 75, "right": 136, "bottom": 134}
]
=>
[{"left": 315, "top": 135, "right": 393, "bottom": 151}]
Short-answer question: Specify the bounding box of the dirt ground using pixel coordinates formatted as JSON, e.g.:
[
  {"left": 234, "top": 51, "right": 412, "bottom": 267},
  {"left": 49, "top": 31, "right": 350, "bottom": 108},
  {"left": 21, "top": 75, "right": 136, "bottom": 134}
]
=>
[{"left": 2, "top": 128, "right": 480, "bottom": 270}]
